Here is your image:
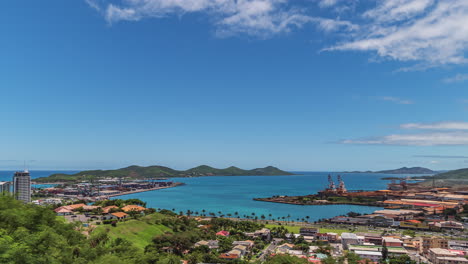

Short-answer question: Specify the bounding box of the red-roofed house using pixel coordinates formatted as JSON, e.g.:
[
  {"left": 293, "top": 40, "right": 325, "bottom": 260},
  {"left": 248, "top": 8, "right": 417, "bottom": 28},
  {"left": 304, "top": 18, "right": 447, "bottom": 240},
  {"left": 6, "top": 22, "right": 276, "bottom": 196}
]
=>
[
  {"left": 111, "top": 212, "right": 128, "bottom": 220},
  {"left": 216, "top": 231, "right": 230, "bottom": 236},
  {"left": 54, "top": 207, "right": 72, "bottom": 216},
  {"left": 102, "top": 205, "right": 119, "bottom": 214},
  {"left": 219, "top": 253, "right": 239, "bottom": 260}
]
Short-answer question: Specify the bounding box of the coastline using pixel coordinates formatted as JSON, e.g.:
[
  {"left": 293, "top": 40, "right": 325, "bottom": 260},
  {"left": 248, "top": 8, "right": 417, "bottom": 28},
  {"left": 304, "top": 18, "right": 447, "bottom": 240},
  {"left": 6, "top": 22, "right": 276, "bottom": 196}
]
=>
[
  {"left": 107, "top": 182, "right": 185, "bottom": 198},
  {"left": 253, "top": 198, "right": 383, "bottom": 207}
]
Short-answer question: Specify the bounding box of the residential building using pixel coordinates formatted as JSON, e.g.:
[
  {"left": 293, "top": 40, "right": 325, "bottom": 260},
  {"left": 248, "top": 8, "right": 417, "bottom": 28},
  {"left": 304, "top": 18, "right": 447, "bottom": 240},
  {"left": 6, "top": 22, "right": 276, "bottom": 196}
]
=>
[
  {"left": 300, "top": 227, "right": 319, "bottom": 236},
  {"left": 111, "top": 212, "right": 128, "bottom": 220},
  {"left": 0, "top": 181, "right": 11, "bottom": 193},
  {"left": 121, "top": 205, "right": 146, "bottom": 212},
  {"left": 364, "top": 234, "right": 383, "bottom": 245},
  {"left": 194, "top": 240, "right": 219, "bottom": 249},
  {"left": 429, "top": 248, "right": 468, "bottom": 264},
  {"left": 383, "top": 237, "right": 403, "bottom": 247},
  {"left": 232, "top": 241, "right": 254, "bottom": 249},
  {"left": 400, "top": 220, "right": 429, "bottom": 229},
  {"left": 13, "top": 170, "right": 31, "bottom": 203},
  {"left": 102, "top": 205, "right": 119, "bottom": 213},
  {"left": 349, "top": 245, "right": 408, "bottom": 257},
  {"left": 216, "top": 231, "right": 230, "bottom": 236},
  {"left": 432, "top": 221, "right": 464, "bottom": 230},
  {"left": 354, "top": 250, "right": 382, "bottom": 262},
  {"left": 341, "top": 233, "right": 360, "bottom": 249},
  {"left": 276, "top": 243, "right": 295, "bottom": 253},
  {"left": 219, "top": 253, "right": 239, "bottom": 260},
  {"left": 420, "top": 236, "right": 449, "bottom": 255},
  {"left": 373, "top": 209, "right": 421, "bottom": 221},
  {"left": 54, "top": 207, "right": 73, "bottom": 216},
  {"left": 245, "top": 228, "right": 271, "bottom": 241}
]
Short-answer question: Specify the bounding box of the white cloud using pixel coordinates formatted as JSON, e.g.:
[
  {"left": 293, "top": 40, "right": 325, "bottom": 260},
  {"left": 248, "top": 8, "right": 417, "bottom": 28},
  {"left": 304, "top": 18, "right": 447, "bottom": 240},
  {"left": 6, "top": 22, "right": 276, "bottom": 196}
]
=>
[
  {"left": 87, "top": 0, "right": 315, "bottom": 37},
  {"left": 340, "top": 132, "right": 468, "bottom": 146},
  {"left": 329, "top": 0, "right": 468, "bottom": 67},
  {"left": 318, "top": 0, "right": 338, "bottom": 8},
  {"left": 86, "top": 0, "right": 360, "bottom": 37},
  {"left": 85, "top": 0, "right": 468, "bottom": 66},
  {"left": 400, "top": 122, "right": 468, "bottom": 130},
  {"left": 378, "top": 96, "right": 413, "bottom": 105},
  {"left": 414, "top": 155, "right": 468, "bottom": 159},
  {"left": 312, "top": 17, "right": 358, "bottom": 32},
  {"left": 363, "top": 0, "right": 434, "bottom": 23},
  {"left": 444, "top": 73, "right": 468, "bottom": 83}
]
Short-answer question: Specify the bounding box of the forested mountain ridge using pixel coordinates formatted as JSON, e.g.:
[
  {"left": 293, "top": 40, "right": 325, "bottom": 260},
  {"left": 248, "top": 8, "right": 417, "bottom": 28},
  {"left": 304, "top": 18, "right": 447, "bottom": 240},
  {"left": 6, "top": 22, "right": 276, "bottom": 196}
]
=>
[{"left": 35, "top": 165, "right": 293, "bottom": 182}]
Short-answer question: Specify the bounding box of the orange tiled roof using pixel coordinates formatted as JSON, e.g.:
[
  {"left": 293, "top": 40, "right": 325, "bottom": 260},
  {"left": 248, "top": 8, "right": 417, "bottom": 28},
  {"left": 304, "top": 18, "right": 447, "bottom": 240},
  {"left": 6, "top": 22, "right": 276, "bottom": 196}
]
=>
[
  {"left": 102, "top": 205, "right": 119, "bottom": 213},
  {"left": 68, "top": 203, "right": 86, "bottom": 209},
  {"left": 111, "top": 212, "right": 128, "bottom": 218},
  {"left": 404, "top": 220, "right": 421, "bottom": 223},
  {"left": 219, "top": 253, "right": 239, "bottom": 259},
  {"left": 121, "top": 205, "right": 146, "bottom": 212}
]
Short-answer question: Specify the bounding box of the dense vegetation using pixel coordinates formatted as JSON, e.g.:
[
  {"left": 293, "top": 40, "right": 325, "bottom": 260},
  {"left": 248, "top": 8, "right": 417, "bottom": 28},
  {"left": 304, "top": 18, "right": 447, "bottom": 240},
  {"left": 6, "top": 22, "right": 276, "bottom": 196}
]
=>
[
  {"left": 0, "top": 195, "right": 420, "bottom": 264},
  {"left": 35, "top": 165, "right": 293, "bottom": 182},
  {"left": 0, "top": 195, "right": 144, "bottom": 264},
  {"left": 433, "top": 168, "right": 468, "bottom": 180},
  {"left": 345, "top": 167, "right": 435, "bottom": 174}
]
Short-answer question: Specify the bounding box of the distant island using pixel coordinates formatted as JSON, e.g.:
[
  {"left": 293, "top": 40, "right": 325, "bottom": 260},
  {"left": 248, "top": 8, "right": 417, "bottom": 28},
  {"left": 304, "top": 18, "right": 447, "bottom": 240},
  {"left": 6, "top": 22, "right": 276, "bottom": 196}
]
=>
[
  {"left": 342, "top": 166, "right": 436, "bottom": 174},
  {"left": 34, "top": 165, "right": 294, "bottom": 183}
]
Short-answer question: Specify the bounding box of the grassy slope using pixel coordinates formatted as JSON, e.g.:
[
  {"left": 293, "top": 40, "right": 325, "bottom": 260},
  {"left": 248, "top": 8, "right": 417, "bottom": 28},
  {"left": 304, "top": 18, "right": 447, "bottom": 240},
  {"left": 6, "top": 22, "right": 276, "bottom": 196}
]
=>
[
  {"left": 415, "top": 168, "right": 468, "bottom": 188},
  {"left": 95, "top": 214, "right": 172, "bottom": 249},
  {"left": 434, "top": 168, "right": 468, "bottom": 179}
]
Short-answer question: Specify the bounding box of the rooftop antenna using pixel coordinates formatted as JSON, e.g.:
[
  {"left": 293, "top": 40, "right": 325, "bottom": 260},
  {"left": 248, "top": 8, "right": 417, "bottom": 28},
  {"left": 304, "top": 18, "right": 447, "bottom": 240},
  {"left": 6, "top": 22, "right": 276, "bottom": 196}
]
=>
[{"left": 23, "top": 160, "right": 29, "bottom": 173}]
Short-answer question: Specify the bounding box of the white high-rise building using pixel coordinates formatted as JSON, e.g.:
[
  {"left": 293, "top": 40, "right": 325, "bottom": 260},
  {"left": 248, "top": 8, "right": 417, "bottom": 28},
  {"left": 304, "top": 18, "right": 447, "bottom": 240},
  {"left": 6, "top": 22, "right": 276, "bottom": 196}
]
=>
[
  {"left": 13, "top": 170, "right": 31, "bottom": 203},
  {"left": 0, "top": 181, "right": 11, "bottom": 193}
]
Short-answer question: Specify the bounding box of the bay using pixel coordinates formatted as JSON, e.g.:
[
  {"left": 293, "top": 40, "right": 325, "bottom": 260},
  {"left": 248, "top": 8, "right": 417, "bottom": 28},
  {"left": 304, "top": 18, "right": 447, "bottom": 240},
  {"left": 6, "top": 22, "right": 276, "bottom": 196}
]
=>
[
  {"left": 115, "top": 172, "right": 400, "bottom": 221},
  {"left": 0, "top": 170, "right": 416, "bottom": 222}
]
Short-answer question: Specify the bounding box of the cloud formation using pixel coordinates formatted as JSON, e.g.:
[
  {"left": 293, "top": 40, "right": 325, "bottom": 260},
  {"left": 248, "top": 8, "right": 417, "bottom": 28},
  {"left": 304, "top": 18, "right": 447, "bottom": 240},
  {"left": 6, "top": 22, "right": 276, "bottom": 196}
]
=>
[
  {"left": 341, "top": 121, "right": 468, "bottom": 146},
  {"left": 400, "top": 122, "right": 468, "bottom": 130},
  {"left": 413, "top": 155, "right": 468, "bottom": 159},
  {"left": 86, "top": 0, "right": 468, "bottom": 66},
  {"left": 88, "top": 0, "right": 317, "bottom": 37},
  {"left": 328, "top": 0, "right": 468, "bottom": 67},
  {"left": 378, "top": 96, "right": 413, "bottom": 105},
  {"left": 341, "top": 132, "right": 468, "bottom": 146},
  {"left": 444, "top": 73, "right": 468, "bottom": 83}
]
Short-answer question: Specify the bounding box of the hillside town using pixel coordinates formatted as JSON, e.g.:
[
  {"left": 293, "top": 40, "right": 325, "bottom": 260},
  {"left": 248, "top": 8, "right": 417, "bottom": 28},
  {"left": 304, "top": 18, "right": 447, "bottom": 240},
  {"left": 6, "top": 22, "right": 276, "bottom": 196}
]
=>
[{"left": 1, "top": 170, "right": 467, "bottom": 264}]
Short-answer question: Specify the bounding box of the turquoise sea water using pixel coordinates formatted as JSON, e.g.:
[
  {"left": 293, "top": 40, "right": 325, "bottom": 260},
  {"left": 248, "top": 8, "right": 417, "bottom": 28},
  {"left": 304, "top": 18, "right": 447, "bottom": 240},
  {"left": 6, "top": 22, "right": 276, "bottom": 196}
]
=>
[
  {"left": 115, "top": 172, "right": 400, "bottom": 221},
  {"left": 0, "top": 170, "right": 415, "bottom": 221}
]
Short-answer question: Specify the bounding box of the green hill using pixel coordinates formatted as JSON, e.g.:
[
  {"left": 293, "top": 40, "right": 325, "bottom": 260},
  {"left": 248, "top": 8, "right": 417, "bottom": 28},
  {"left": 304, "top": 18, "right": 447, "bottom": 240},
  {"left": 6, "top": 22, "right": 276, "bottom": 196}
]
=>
[
  {"left": 433, "top": 168, "right": 468, "bottom": 179},
  {"left": 94, "top": 214, "right": 172, "bottom": 249},
  {"left": 35, "top": 165, "right": 293, "bottom": 182},
  {"left": 376, "top": 167, "right": 436, "bottom": 174},
  {"left": 415, "top": 168, "right": 468, "bottom": 188}
]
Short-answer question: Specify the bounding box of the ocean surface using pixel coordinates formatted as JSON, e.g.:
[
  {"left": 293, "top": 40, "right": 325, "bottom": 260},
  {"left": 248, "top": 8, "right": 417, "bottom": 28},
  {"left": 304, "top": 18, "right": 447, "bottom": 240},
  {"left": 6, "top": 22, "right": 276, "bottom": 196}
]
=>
[
  {"left": 116, "top": 171, "right": 406, "bottom": 221},
  {"left": 0, "top": 170, "right": 417, "bottom": 221}
]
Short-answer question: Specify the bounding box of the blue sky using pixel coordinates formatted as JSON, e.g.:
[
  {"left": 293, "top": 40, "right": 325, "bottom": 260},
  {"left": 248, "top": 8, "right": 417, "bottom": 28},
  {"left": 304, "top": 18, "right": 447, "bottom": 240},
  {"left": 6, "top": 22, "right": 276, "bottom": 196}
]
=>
[{"left": 1, "top": 0, "right": 468, "bottom": 171}]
